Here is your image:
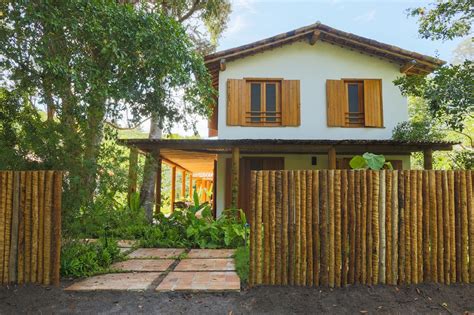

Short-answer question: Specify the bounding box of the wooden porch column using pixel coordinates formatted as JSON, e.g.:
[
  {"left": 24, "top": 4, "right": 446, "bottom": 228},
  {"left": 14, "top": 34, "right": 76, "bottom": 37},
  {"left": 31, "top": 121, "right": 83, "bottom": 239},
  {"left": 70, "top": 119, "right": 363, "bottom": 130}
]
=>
[
  {"left": 328, "top": 146, "right": 337, "bottom": 170},
  {"left": 154, "top": 153, "right": 162, "bottom": 215},
  {"left": 423, "top": 148, "right": 433, "bottom": 170},
  {"left": 127, "top": 147, "right": 138, "bottom": 202},
  {"left": 181, "top": 170, "right": 186, "bottom": 199},
  {"left": 189, "top": 174, "right": 193, "bottom": 199},
  {"left": 231, "top": 146, "right": 240, "bottom": 208},
  {"left": 170, "top": 166, "right": 176, "bottom": 213}
]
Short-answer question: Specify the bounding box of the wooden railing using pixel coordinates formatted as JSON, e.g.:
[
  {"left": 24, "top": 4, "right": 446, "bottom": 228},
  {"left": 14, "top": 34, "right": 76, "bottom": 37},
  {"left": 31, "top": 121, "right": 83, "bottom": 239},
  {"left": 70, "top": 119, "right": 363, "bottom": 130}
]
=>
[
  {"left": 0, "top": 171, "right": 63, "bottom": 286},
  {"left": 248, "top": 170, "right": 473, "bottom": 287},
  {"left": 246, "top": 111, "right": 282, "bottom": 124},
  {"left": 345, "top": 112, "right": 364, "bottom": 126}
]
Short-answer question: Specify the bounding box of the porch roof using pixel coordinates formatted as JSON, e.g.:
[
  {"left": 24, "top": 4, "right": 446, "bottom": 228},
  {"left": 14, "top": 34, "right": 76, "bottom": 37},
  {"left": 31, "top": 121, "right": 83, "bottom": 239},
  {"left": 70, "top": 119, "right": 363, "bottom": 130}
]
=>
[{"left": 120, "top": 138, "right": 456, "bottom": 156}]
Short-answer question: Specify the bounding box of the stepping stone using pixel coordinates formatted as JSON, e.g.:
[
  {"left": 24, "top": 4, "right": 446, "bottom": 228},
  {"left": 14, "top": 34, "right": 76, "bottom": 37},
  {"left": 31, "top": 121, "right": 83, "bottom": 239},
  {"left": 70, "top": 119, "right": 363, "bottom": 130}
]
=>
[
  {"left": 175, "top": 258, "right": 235, "bottom": 271},
  {"left": 187, "top": 249, "right": 235, "bottom": 259},
  {"left": 156, "top": 271, "right": 240, "bottom": 292},
  {"left": 117, "top": 240, "right": 137, "bottom": 248},
  {"left": 111, "top": 259, "right": 174, "bottom": 272},
  {"left": 65, "top": 272, "right": 161, "bottom": 291},
  {"left": 127, "top": 248, "right": 185, "bottom": 259},
  {"left": 119, "top": 247, "right": 133, "bottom": 254}
]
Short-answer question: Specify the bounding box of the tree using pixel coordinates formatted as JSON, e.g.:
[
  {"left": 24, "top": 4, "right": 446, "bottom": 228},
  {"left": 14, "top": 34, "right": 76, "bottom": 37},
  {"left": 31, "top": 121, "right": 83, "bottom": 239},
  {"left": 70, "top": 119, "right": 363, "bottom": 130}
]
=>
[
  {"left": 136, "top": 0, "right": 231, "bottom": 221},
  {"left": 0, "top": 1, "right": 213, "bottom": 223}
]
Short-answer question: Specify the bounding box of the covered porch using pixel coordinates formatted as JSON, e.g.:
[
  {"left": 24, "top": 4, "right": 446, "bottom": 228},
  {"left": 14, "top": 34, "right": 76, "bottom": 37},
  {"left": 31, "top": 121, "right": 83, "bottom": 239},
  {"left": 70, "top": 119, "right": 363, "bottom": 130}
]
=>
[{"left": 121, "top": 139, "right": 455, "bottom": 217}]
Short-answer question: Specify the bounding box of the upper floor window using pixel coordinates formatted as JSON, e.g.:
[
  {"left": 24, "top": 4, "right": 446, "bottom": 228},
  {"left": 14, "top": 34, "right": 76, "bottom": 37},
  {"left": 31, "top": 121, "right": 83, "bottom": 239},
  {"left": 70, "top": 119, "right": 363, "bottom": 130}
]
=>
[
  {"left": 248, "top": 80, "right": 281, "bottom": 125},
  {"left": 327, "top": 79, "right": 383, "bottom": 128}
]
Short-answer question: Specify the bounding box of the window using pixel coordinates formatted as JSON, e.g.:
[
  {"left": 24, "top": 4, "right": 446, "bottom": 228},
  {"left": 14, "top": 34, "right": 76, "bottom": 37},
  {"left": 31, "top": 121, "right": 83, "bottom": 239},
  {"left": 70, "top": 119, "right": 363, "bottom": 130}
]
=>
[
  {"left": 345, "top": 80, "right": 364, "bottom": 127},
  {"left": 246, "top": 80, "right": 281, "bottom": 126}
]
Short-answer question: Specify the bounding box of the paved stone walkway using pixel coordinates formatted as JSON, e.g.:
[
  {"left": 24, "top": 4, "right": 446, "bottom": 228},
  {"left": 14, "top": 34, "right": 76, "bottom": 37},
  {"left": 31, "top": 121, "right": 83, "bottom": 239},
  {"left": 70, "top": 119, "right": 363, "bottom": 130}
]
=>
[{"left": 66, "top": 244, "right": 240, "bottom": 292}]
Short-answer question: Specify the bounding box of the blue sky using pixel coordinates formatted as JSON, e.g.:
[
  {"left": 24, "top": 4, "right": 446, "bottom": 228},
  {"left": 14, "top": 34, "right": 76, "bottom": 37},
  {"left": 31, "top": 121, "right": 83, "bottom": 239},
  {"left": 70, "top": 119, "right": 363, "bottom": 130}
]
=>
[{"left": 174, "top": 0, "right": 467, "bottom": 137}]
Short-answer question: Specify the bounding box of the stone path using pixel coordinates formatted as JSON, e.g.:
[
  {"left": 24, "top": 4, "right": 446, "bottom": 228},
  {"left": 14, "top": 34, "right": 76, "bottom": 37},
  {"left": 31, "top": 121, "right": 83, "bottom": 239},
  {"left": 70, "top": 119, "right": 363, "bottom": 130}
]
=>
[{"left": 66, "top": 243, "right": 240, "bottom": 292}]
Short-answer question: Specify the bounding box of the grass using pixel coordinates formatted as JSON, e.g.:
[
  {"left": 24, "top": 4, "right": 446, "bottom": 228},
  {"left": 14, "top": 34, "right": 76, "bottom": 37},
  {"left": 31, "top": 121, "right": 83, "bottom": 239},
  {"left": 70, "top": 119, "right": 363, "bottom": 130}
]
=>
[{"left": 234, "top": 246, "right": 249, "bottom": 284}]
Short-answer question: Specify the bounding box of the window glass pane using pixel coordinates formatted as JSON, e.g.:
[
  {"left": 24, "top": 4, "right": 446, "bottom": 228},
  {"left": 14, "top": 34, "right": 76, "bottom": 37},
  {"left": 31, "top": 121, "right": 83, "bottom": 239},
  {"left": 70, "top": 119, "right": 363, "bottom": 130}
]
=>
[
  {"left": 266, "top": 83, "right": 277, "bottom": 122},
  {"left": 348, "top": 84, "right": 359, "bottom": 113},
  {"left": 250, "top": 83, "right": 261, "bottom": 122}
]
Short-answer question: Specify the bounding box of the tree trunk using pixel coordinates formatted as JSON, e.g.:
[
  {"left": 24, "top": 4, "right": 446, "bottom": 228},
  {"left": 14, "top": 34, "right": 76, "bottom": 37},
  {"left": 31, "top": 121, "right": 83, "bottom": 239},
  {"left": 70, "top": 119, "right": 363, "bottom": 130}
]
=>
[{"left": 140, "top": 114, "right": 162, "bottom": 223}]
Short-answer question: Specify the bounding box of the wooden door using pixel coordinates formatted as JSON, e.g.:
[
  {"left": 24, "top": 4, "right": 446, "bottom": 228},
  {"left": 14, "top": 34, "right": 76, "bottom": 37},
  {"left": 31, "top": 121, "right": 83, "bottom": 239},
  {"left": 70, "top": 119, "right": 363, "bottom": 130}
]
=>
[{"left": 225, "top": 157, "right": 284, "bottom": 219}]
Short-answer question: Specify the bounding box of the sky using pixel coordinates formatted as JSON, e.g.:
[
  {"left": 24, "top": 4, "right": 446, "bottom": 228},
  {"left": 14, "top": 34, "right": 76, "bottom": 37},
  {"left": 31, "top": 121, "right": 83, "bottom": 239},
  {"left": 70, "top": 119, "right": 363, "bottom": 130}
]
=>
[{"left": 169, "top": 0, "right": 468, "bottom": 138}]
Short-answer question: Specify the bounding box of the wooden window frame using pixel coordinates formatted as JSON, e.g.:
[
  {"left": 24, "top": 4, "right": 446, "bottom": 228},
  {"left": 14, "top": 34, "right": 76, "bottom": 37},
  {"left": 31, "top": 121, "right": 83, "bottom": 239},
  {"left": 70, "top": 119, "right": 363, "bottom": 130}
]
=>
[
  {"left": 344, "top": 80, "right": 365, "bottom": 127},
  {"left": 245, "top": 78, "right": 282, "bottom": 127}
]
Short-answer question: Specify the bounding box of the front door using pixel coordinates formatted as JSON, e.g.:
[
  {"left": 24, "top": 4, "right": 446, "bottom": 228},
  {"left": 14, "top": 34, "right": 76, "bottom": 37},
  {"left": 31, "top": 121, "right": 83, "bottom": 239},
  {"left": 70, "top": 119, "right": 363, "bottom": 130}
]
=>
[{"left": 225, "top": 157, "right": 284, "bottom": 219}]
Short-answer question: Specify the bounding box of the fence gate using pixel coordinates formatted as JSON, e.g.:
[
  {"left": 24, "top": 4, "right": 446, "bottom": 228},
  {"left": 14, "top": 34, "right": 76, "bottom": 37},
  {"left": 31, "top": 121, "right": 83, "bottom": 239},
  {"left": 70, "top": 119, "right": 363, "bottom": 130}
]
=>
[
  {"left": 249, "top": 170, "right": 473, "bottom": 287},
  {"left": 0, "top": 171, "right": 63, "bottom": 286}
]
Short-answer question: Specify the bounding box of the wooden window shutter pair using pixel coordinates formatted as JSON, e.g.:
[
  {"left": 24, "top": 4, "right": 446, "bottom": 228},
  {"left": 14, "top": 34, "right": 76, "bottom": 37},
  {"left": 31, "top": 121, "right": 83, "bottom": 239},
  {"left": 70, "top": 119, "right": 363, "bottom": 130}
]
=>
[
  {"left": 226, "top": 79, "right": 300, "bottom": 126},
  {"left": 326, "top": 79, "right": 383, "bottom": 127}
]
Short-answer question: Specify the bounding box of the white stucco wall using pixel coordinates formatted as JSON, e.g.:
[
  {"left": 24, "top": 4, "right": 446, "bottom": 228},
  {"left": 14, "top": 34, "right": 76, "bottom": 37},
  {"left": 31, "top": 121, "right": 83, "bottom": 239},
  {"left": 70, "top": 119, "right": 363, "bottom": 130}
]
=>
[
  {"left": 215, "top": 154, "right": 410, "bottom": 216},
  {"left": 217, "top": 40, "right": 408, "bottom": 140}
]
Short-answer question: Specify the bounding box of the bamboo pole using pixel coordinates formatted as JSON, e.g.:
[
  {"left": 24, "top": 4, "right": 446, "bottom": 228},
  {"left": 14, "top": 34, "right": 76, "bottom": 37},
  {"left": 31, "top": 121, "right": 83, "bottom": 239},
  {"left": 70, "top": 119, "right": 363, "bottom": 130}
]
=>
[
  {"left": 24, "top": 172, "right": 32, "bottom": 283},
  {"left": 282, "top": 171, "right": 289, "bottom": 285},
  {"left": 8, "top": 172, "right": 20, "bottom": 283},
  {"left": 249, "top": 171, "right": 256, "bottom": 287},
  {"left": 460, "top": 171, "right": 469, "bottom": 282},
  {"left": 355, "top": 171, "right": 361, "bottom": 283},
  {"left": 17, "top": 172, "right": 26, "bottom": 284},
  {"left": 263, "top": 171, "right": 270, "bottom": 284},
  {"left": 289, "top": 171, "right": 295, "bottom": 285},
  {"left": 404, "top": 171, "right": 411, "bottom": 284},
  {"left": 231, "top": 147, "right": 240, "bottom": 209},
  {"left": 328, "top": 170, "right": 335, "bottom": 288},
  {"left": 43, "top": 171, "right": 54, "bottom": 285},
  {"left": 385, "top": 171, "right": 392, "bottom": 285},
  {"left": 300, "top": 171, "right": 307, "bottom": 285},
  {"left": 392, "top": 171, "right": 399, "bottom": 285},
  {"left": 37, "top": 171, "right": 45, "bottom": 284},
  {"left": 429, "top": 171, "right": 438, "bottom": 282},
  {"left": 455, "top": 171, "right": 462, "bottom": 281},
  {"left": 31, "top": 172, "right": 39, "bottom": 283},
  {"left": 366, "top": 171, "right": 373, "bottom": 284},
  {"left": 51, "top": 172, "right": 62, "bottom": 286},
  {"left": 467, "top": 170, "right": 473, "bottom": 283},
  {"left": 417, "top": 171, "right": 423, "bottom": 283},
  {"left": 275, "top": 171, "right": 283, "bottom": 285},
  {"left": 348, "top": 171, "right": 356, "bottom": 284},
  {"left": 342, "top": 171, "right": 349, "bottom": 286},
  {"left": 0, "top": 172, "right": 5, "bottom": 284},
  {"left": 448, "top": 171, "right": 456, "bottom": 283},
  {"left": 306, "top": 171, "right": 313, "bottom": 286},
  {"left": 410, "top": 171, "right": 417, "bottom": 283},
  {"left": 379, "top": 171, "right": 386, "bottom": 284},
  {"left": 372, "top": 171, "right": 380, "bottom": 284},
  {"left": 3, "top": 172, "right": 13, "bottom": 284},
  {"left": 422, "top": 170, "right": 430, "bottom": 282},
  {"left": 320, "top": 170, "right": 328, "bottom": 286},
  {"left": 313, "top": 171, "right": 320, "bottom": 286},
  {"left": 269, "top": 171, "right": 276, "bottom": 285},
  {"left": 436, "top": 171, "right": 444, "bottom": 283},
  {"left": 398, "top": 171, "right": 405, "bottom": 284},
  {"left": 295, "top": 171, "right": 301, "bottom": 285},
  {"left": 256, "top": 171, "right": 263, "bottom": 285},
  {"left": 442, "top": 171, "right": 450, "bottom": 284},
  {"left": 361, "top": 171, "right": 367, "bottom": 284},
  {"left": 334, "top": 170, "right": 342, "bottom": 287}
]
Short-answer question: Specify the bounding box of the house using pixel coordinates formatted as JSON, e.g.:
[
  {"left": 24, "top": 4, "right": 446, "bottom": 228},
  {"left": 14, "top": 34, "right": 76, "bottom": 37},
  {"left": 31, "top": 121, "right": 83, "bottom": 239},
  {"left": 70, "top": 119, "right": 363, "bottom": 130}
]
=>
[{"left": 123, "top": 23, "right": 455, "bottom": 218}]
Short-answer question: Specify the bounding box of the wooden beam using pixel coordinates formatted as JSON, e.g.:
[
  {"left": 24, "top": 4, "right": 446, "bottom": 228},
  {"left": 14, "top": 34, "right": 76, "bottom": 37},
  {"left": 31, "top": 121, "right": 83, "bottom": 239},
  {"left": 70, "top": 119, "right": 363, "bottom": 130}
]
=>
[
  {"left": 400, "top": 60, "right": 417, "bottom": 73},
  {"left": 328, "top": 146, "right": 337, "bottom": 170},
  {"left": 189, "top": 174, "right": 193, "bottom": 199},
  {"left": 309, "top": 30, "right": 321, "bottom": 45},
  {"left": 220, "top": 59, "right": 226, "bottom": 71},
  {"left": 181, "top": 170, "right": 186, "bottom": 199},
  {"left": 170, "top": 166, "right": 176, "bottom": 213},
  {"left": 231, "top": 147, "right": 240, "bottom": 208},
  {"left": 154, "top": 157, "right": 162, "bottom": 215},
  {"left": 161, "top": 157, "right": 191, "bottom": 173},
  {"left": 423, "top": 148, "right": 433, "bottom": 170},
  {"left": 127, "top": 148, "right": 138, "bottom": 202}
]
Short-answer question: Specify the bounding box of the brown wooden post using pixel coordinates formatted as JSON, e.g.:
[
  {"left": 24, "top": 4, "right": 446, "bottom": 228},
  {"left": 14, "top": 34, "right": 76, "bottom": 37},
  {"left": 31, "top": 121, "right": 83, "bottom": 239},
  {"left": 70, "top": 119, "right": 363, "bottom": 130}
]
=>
[
  {"left": 189, "top": 174, "right": 193, "bottom": 199},
  {"left": 231, "top": 146, "right": 240, "bottom": 208},
  {"left": 328, "top": 146, "right": 337, "bottom": 170},
  {"left": 127, "top": 148, "right": 138, "bottom": 202},
  {"left": 170, "top": 166, "right": 176, "bottom": 213},
  {"left": 154, "top": 153, "right": 162, "bottom": 215},
  {"left": 181, "top": 170, "right": 186, "bottom": 200},
  {"left": 423, "top": 148, "right": 433, "bottom": 170}
]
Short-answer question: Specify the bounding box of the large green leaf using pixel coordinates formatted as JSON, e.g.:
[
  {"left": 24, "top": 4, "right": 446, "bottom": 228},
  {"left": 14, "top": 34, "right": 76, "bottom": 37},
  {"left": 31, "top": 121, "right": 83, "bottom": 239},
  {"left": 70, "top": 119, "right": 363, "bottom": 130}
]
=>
[
  {"left": 349, "top": 155, "right": 367, "bottom": 169},
  {"left": 362, "top": 152, "right": 386, "bottom": 170}
]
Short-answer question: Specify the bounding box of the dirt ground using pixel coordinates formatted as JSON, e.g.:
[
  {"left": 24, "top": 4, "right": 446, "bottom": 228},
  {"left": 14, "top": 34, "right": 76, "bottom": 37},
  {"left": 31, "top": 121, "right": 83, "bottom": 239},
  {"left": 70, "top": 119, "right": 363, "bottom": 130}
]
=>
[{"left": 0, "top": 281, "right": 473, "bottom": 314}]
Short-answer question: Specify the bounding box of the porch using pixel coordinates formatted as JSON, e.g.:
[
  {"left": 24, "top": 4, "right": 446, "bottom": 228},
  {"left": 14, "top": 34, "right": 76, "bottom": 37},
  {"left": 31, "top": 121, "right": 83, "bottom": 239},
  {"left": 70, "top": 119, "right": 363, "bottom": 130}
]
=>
[{"left": 121, "top": 139, "right": 455, "bottom": 217}]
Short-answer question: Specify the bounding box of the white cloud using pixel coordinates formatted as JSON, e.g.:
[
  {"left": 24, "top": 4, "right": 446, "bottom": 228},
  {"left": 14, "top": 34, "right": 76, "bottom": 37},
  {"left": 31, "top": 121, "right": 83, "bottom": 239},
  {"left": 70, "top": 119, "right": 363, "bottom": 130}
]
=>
[
  {"left": 353, "top": 9, "right": 376, "bottom": 23},
  {"left": 232, "top": 0, "right": 257, "bottom": 13},
  {"left": 225, "top": 15, "right": 247, "bottom": 35}
]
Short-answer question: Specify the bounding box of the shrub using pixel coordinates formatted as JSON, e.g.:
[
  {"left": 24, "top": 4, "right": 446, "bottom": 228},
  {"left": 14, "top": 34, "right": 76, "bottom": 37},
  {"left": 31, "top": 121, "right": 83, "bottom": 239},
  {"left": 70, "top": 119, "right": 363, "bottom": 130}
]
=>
[{"left": 234, "top": 246, "right": 249, "bottom": 285}]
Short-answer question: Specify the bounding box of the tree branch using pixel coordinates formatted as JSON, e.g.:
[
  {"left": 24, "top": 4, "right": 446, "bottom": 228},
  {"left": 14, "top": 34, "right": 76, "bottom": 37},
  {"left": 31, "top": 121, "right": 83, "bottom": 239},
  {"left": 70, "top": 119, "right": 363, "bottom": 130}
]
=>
[
  {"left": 105, "top": 116, "right": 150, "bottom": 130},
  {"left": 178, "top": 0, "right": 202, "bottom": 22}
]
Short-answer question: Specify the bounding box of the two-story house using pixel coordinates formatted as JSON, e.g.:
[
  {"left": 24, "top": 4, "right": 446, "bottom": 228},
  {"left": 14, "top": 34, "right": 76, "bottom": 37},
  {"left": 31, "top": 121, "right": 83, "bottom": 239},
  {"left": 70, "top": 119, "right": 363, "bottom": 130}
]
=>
[{"left": 124, "top": 23, "right": 454, "bottom": 217}]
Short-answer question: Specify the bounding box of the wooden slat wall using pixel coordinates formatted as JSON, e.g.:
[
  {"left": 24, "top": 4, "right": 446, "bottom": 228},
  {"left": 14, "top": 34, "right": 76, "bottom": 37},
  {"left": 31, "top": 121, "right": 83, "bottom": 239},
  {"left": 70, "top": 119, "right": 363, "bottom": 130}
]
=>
[
  {"left": 249, "top": 170, "right": 474, "bottom": 287},
  {"left": 0, "top": 171, "right": 62, "bottom": 286}
]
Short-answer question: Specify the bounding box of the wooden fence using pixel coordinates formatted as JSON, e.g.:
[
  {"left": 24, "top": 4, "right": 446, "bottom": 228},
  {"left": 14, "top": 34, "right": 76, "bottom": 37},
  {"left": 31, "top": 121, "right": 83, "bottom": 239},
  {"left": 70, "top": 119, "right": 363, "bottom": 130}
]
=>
[
  {"left": 0, "top": 171, "right": 63, "bottom": 286},
  {"left": 249, "top": 170, "right": 473, "bottom": 287}
]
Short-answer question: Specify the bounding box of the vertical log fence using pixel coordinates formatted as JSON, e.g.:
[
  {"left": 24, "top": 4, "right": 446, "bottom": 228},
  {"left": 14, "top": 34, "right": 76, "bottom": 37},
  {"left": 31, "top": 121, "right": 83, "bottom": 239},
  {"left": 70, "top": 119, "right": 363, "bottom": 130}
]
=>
[
  {"left": 0, "top": 171, "right": 62, "bottom": 286},
  {"left": 249, "top": 170, "right": 474, "bottom": 287}
]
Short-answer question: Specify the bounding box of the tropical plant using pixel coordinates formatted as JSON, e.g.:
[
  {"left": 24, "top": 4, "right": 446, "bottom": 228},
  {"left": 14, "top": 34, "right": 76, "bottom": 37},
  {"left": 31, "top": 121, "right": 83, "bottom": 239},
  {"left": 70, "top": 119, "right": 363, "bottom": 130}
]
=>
[{"left": 349, "top": 153, "right": 393, "bottom": 170}]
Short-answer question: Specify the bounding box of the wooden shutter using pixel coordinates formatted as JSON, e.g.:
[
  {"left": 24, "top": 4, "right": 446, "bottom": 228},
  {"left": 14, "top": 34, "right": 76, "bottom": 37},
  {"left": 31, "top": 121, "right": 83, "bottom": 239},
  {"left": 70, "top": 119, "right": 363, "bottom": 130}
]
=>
[
  {"left": 208, "top": 100, "right": 218, "bottom": 137},
  {"left": 363, "top": 79, "right": 383, "bottom": 127},
  {"left": 281, "top": 80, "right": 300, "bottom": 126},
  {"left": 226, "top": 79, "right": 246, "bottom": 126},
  {"left": 326, "top": 80, "right": 347, "bottom": 127}
]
